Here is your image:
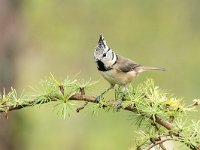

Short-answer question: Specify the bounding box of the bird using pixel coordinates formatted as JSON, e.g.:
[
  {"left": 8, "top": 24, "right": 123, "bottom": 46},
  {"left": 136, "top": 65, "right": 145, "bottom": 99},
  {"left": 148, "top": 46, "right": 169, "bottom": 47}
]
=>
[{"left": 94, "top": 34, "right": 165, "bottom": 102}]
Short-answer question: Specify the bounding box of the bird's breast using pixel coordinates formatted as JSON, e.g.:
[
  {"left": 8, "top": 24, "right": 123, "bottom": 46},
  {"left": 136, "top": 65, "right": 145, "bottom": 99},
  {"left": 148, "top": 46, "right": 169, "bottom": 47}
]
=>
[{"left": 99, "top": 69, "right": 138, "bottom": 85}]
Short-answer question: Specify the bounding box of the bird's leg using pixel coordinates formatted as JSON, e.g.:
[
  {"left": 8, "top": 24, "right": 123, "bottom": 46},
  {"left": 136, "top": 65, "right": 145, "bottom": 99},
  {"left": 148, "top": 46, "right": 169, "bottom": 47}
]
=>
[
  {"left": 115, "top": 88, "right": 117, "bottom": 100},
  {"left": 121, "top": 86, "right": 127, "bottom": 101},
  {"left": 113, "top": 85, "right": 127, "bottom": 111},
  {"left": 95, "top": 84, "right": 114, "bottom": 102},
  {"left": 114, "top": 85, "right": 120, "bottom": 100}
]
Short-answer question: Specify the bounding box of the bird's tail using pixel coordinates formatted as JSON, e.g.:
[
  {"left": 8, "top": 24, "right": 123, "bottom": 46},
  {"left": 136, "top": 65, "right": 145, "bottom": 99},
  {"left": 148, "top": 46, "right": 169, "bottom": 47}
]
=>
[{"left": 136, "top": 66, "right": 166, "bottom": 73}]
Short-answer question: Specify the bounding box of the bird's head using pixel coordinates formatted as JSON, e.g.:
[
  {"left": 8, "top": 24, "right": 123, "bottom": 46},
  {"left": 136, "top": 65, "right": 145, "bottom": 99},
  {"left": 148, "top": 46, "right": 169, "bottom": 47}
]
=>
[{"left": 94, "top": 34, "right": 115, "bottom": 66}]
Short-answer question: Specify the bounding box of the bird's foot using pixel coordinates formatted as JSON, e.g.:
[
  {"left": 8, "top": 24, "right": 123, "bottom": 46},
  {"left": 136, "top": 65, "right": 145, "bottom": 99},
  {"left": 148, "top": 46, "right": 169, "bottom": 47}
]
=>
[
  {"left": 121, "top": 94, "right": 126, "bottom": 101},
  {"left": 113, "top": 100, "right": 122, "bottom": 112},
  {"left": 95, "top": 95, "right": 104, "bottom": 103}
]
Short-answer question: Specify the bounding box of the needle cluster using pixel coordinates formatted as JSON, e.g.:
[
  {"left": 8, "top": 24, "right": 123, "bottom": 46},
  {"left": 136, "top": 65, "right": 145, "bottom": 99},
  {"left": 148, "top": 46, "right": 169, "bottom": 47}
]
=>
[{"left": 0, "top": 75, "right": 199, "bottom": 150}]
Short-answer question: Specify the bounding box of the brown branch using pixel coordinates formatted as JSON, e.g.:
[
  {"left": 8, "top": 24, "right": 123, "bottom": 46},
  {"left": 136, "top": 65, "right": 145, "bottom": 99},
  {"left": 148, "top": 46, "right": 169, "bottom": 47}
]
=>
[
  {"left": 0, "top": 93, "right": 174, "bottom": 130},
  {"left": 0, "top": 93, "right": 199, "bottom": 150}
]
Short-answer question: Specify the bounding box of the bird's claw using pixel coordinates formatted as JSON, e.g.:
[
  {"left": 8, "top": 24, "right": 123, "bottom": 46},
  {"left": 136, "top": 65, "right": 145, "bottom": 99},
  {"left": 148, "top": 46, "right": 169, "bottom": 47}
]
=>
[
  {"left": 113, "top": 100, "right": 122, "bottom": 112},
  {"left": 95, "top": 95, "right": 104, "bottom": 103},
  {"left": 121, "top": 94, "right": 126, "bottom": 101}
]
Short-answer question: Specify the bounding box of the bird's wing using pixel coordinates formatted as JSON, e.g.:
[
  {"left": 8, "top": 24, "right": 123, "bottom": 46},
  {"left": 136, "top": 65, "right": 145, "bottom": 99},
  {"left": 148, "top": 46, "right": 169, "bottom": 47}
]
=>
[{"left": 113, "top": 55, "right": 140, "bottom": 73}]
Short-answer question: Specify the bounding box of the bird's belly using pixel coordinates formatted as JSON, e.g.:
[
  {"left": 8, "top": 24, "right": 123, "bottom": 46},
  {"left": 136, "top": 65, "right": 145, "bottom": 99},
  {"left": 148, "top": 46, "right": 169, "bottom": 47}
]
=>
[{"left": 100, "top": 70, "right": 138, "bottom": 85}]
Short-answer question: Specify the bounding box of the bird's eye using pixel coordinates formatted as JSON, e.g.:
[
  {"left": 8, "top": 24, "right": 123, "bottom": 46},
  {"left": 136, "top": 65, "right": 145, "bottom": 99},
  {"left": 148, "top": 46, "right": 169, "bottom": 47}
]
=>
[{"left": 103, "top": 53, "right": 106, "bottom": 57}]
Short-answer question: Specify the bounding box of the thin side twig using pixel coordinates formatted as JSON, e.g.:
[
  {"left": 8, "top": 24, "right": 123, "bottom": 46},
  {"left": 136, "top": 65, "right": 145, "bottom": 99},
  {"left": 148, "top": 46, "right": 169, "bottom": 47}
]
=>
[
  {"left": 186, "top": 99, "right": 200, "bottom": 108},
  {"left": 145, "top": 138, "right": 173, "bottom": 150},
  {"left": 0, "top": 92, "right": 199, "bottom": 150}
]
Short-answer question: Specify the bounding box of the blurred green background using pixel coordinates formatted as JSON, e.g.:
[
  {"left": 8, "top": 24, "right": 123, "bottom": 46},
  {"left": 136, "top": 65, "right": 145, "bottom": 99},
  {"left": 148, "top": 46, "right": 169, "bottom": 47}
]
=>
[{"left": 0, "top": 0, "right": 200, "bottom": 150}]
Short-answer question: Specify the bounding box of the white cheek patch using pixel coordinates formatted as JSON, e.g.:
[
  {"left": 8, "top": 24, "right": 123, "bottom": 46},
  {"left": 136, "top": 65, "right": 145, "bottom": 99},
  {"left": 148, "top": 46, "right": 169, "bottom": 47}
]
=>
[{"left": 102, "top": 50, "right": 117, "bottom": 68}]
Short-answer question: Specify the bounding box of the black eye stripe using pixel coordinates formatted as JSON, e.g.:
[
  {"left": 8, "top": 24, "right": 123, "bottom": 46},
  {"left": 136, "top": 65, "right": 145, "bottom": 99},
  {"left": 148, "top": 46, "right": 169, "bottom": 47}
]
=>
[
  {"left": 107, "top": 48, "right": 111, "bottom": 52},
  {"left": 111, "top": 51, "right": 114, "bottom": 60},
  {"left": 102, "top": 48, "right": 111, "bottom": 57}
]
